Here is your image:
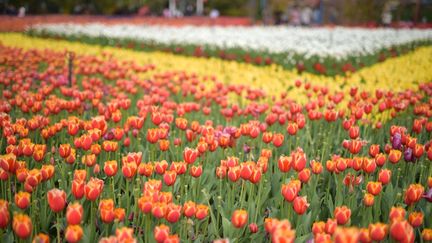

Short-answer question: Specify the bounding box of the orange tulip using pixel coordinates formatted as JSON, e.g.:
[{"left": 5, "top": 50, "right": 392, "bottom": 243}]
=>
[
  {"left": 404, "top": 184, "right": 424, "bottom": 205},
  {"left": 104, "top": 160, "right": 118, "bottom": 177},
  {"left": 195, "top": 204, "right": 209, "bottom": 220},
  {"left": 358, "top": 228, "right": 371, "bottom": 243},
  {"left": 227, "top": 166, "right": 241, "bottom": 182},
  {"left": 262, "top": 132, "right": 273, "bottom": 143},
  {"left": 84, "top": 177, "right": 104, "bottom": 201},
  {"left": 183, "top": 147, "right": 198, "bottom": 164},
  {"left": 65, "top": 225, "right": 83, "bottom": 243},
  {"left": 390, "top": 220, "right": 414, "bottom": 242},
  {"left": 99, "top": 199, "right": 115, "bottom": 223},
  {"left": 272, "top": 133, "right": 284, "bottom": 147},
  {"left": 334, "top": 227, "right": 359, "bottom": 243},
  {"left": 240, "top": 162, "right": 254, "bottom": 180},
  {"left": 278, "top": 156, "right": 291, "bottom": 172},
  {"left": 190, "top": 165, "right": 203, "bottom": 178},
  {"left": 73, "top": 169, "right": 87, "bottom": 181},
  {"left": 293, "top": 196, "right": 309, "bottom": 215},
  {"left": 154, "top": 224, "right": 170, "bottom": 243},
  {"left": 32, "top": 233, "right": 50, "bottom": 243},
  {"left": 41, "top": 164, "right": 55, "bottom": 181},
  {"left": 138, "top": 162, "right": 153, "bottom": 177},
  {"left": 281, "top": 181, "right": 300, "bottom": 202},
  {"left": 408, "top": 211, "right": 423, "bottom": 227},
  {"left": 152, "top": 202, "right": 167, "bottom": 219},
  {"left": 389, "top": 149, "right": 402, "bottom": 164},
  {"left": 114, "top": 208, "right": 125, "bottom": 222},
  {"left": 115, "top": 227, "right": 135, "bottom": 242},
  {"left": 389, "top": 206, "right": 406, "bottom": 222},
  {"left": 154, "top": 160, "right": 168, "bottom": 175},
  {"left": 369, "top": 223, "right": 387, "bottom": 241},
  {"left": 163, "top": 170, "right": 177, "bottom": 186},
  {"left": 366, "top": 181, "right": 382, "bottom": 196},
  {"left": 165, "top": 203, "right": 181, "bottom": 223},
  {"left": 72, "top": 179, "right": 85, "bottom": 199},
  {"left": 138, "top": 196, "right": 153, "bottom": 214},
  {"left": 363, "top": 193, "right": 375, "bottom": 207},
  {"left": 422, "top": 229, "right": 432, "bottom": 241},
  {"left": 368, "top": 144, "right": 380, "bottom": 158},
  {"left": 13, "top": 213, "right": 32, "bottom": 239},
  {"left": 311, "top": 160, "right": 323, "bottom": 174},
  {"left": 183, "top": 201, "right": 196, "bottom": 218},
  {"left": 59, "top": 144, "right": 72, "bottom": 158},
  {"left": 374, "top": 153, "right": 386, "bottom": 166},
  {"left": 314, "top": 233, "right": 332, "bottom": 243},
  {"left": 378, "top": 169, "right": 391, "bottom": 185},
  {"left": 312, "top": 221, "right": 325, "bottom": 235},
  {"left": 362, "top": 158, "right": 376, "bottom": 174},
  {"left": 334, "top": 206, "right": 351, "bottom": 225},
  {"left": 325, "top": 218, "right": 337, "bottom": 235},
  {"left": 122, "top": 161, "right": 137, "bottom": 179},
  {"left": 15, "top": 191, "right": 30, "bottom": 209},
  {"left": 231, "top": 209, "right": 248, "bottom": 228},
  {"left": 298, "top": 168, "right": 311, "bottom": 183},
  {"left": 66, "top": 202, "right": 83, "bottom": 225},
  {"left": 147, "top": 128, "right": 159, "bottom": 143},
  {"left": 159, "top": 139, "right": 170, "bottom": 151}
]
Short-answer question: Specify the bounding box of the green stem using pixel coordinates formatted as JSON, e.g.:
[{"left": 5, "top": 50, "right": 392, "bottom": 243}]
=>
[
  {"left": 56, "top": 213, "right": 62, "bottom": 243},
  {"left": 254, "top": 181, "right": 263, "bottom": 223}
]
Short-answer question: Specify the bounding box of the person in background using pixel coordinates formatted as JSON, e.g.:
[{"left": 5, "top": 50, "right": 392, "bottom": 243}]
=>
[
  {"left": 18, "top": 6, "right": 26, "bottom": 17},
  {"left": 210, "top": 9, "right": 220, "bottom": 19},
  {"left": 301, "top": 6, "right": 312, "bottom": 26},
  {"left": 290, "top": 5, "right": 301, "bottom": 26}
]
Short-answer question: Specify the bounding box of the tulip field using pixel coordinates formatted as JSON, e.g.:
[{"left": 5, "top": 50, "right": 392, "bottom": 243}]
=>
[{"left": 0, "top": 23, "right": 431, "bottom": 243}]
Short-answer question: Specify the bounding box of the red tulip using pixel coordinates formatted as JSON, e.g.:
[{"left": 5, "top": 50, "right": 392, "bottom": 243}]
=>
[
  {"left": 165, "top": 203, "right": 181, "bottom": 223},
  {"left": 66, "top": 202, "right": 83, "bottom": 225},
  {"left": 0, "top": 199, "right": 9, "bottom": 228},
  {"left": 183, "top": 147, "right": 198, "bottom": 164},
  {"left": 84, "top": 177, "right": 104, "bottom": 201},
  {"left": 163, "top": 170, "right": 177, "bottom": 186},
  {"left": 47, "top": 188, "right": 67, "bottom": 213},
  {"left": 293, "top": 196, "right": 309, "bottom": 215}
]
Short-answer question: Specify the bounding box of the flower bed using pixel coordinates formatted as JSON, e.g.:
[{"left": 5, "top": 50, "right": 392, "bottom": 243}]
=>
[
  {"left": 29, "top": 24, "right": 432, "bottom": 75},
  {"left": 0, "top": 33, "right": 431, "bottom": 243}
]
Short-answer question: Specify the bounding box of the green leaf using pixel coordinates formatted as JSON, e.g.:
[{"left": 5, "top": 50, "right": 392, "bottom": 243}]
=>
[{"left": 222, "top": 217, "right": 233, "bottom": 238}]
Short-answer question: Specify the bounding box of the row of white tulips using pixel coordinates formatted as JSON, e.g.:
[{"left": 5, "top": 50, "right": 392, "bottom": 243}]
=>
[{"left": 29, "top": 23, "right": 432, "bottom": 60}]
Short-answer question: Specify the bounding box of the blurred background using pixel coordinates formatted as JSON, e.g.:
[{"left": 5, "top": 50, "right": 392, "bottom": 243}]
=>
[{"left": 1, "top": 0, "right": 432, "bottom": 27}]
